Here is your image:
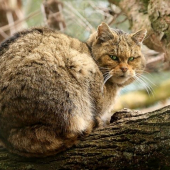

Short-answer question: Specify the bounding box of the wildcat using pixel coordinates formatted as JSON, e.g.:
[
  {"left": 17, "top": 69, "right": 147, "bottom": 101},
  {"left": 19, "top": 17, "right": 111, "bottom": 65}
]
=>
[{"left": 0, "top": 23, "right": 146, "bottom": 157}]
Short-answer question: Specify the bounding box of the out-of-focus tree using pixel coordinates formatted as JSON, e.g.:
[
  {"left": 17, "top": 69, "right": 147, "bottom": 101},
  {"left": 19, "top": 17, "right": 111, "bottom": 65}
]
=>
[
  {"left": 0, "top": 0, "right": 25, "bottom": 42},
  {"left": 109, "top": 0, "right": 170, "bottom": 63},
  {"left": 43, "top": 0, "right": 66, "bottom": 30}
]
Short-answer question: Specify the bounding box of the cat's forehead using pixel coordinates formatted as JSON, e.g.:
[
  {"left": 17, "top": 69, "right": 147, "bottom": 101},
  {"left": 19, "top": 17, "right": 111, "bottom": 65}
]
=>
[
  {"left": 119, "top": 42, "right": 141, "bottom": 59},
  {"left": 109, "top": 29, "right": 136, "bottom": 46},
  {"left": 107, "top": 33, "right": 141, "bottom": 58}
]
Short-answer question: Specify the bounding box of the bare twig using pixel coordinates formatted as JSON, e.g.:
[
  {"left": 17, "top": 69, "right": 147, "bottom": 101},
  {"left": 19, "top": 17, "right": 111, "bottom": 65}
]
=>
[
  {"left": 41, "top": 3, "right": 48, "bottom": 26},
  {"left": 58, "top": 3, "right": 64, "bottom": 31},
  {"left": 6, "top": 11, "right": 16, "bottom": 35},
  {"left": 88, "top": 1, "right": 112, "bottom": 18},
  {"left": 64, "top": 9, "right": 92, "bottom": 32},
  {"left": 115, "top": 16, "right": 128, "bottom": 25},
  {"left": 0, "top": 9, "right": 41, "bottom": 33},
  {"left": 63, "top": 1, "right": 95, "bottom": 32},
  {"left": 0, "top": 28, "right": 9, "bottom": 39}
]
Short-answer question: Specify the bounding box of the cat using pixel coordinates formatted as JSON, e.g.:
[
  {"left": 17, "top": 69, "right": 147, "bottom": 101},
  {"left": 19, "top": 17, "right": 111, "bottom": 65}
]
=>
[{"left": 0, "top": 22, "right": 146, "bottom": 157}]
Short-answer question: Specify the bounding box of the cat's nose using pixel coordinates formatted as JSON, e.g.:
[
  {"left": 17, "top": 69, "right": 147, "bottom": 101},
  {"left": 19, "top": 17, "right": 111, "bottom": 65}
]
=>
[{"left": 120, "top": 67, "right": 128, "bottom": 73}]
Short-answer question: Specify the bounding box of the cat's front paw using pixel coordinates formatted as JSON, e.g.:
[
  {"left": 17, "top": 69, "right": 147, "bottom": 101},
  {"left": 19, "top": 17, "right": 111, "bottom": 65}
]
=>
[{"left": 110, "top": 108, "right": 142, "bottom": 123}]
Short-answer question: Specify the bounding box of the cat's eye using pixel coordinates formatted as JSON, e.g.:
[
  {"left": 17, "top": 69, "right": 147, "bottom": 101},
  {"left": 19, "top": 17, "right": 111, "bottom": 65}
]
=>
[
  {"left": 128, "top": 57, "right": 134, "bottom": 62},
  {"left": 110, "top": 55, "right": 119, "bottom": 61}
]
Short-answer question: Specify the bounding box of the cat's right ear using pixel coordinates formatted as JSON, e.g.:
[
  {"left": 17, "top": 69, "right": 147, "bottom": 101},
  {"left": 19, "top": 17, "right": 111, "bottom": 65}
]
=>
[{"left": 96, "top": 22, "right": 115, "bottom": 43}]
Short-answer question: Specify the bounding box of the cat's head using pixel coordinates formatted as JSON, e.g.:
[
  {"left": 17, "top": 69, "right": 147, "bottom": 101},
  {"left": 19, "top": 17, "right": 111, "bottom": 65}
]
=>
[{"left": 87, "top": 22, "right": 147, "bottom": 87}]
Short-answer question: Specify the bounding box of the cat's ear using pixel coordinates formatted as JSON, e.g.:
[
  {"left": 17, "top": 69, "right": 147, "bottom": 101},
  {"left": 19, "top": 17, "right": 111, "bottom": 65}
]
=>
[
  {"left": 131, "top": 29, "right": 147, "bottom": 45},
  {"left": 96, "top": 22, "right": 116, "bottom": 42}
]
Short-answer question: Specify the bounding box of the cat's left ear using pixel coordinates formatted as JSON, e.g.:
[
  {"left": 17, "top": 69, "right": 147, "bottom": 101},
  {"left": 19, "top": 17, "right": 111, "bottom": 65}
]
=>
[
  {"left": 131, "top": 29, "right": 147, "bottom": 45},
  {"left": 96, "top": 22, "right": 117, "bottom": 43}
]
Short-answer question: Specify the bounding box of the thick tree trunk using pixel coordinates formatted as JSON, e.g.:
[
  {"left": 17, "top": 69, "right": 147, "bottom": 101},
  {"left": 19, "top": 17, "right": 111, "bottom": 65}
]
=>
[
  {"left": 0, "top": 106, "right": 170, "bottom": 169},
  {"left": 109, "top": 0, "right": 170, "bottom": 61}
]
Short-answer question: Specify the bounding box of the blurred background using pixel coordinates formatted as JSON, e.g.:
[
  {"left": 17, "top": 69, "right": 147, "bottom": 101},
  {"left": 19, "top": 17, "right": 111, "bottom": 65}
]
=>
[{"left": 0, "top": 0, "right": 170, "bottom": 113}]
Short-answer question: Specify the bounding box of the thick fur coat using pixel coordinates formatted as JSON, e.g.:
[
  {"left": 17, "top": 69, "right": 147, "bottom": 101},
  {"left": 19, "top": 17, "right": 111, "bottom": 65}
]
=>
[{"left": 0, "top": 23, "right": 146, "bottom": 157}]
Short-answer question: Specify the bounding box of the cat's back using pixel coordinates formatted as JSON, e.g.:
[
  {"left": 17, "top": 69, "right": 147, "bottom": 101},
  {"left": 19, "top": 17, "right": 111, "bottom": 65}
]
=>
[
  {"left": 0, "top": 27, "right": 103, "bottom": 132},
  {"left": 0, "top": 27, "right": 98, "bottom": 80},
  {"left": 0, "top": 27, "right": 88, "bottom": 65},
  {"left": 0, "top": 27, "right": 104, "bottom": 157}
]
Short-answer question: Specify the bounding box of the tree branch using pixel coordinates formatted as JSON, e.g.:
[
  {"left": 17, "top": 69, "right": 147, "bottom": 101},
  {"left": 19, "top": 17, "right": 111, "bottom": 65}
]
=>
[{"left": 1, "top": 106, "right": 170, "bottom": 169}]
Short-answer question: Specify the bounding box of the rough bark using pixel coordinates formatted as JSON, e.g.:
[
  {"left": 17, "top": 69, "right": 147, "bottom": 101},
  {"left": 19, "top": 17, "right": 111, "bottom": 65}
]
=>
[
  {"left": 109, "top": 0, "right": 170, "bottom": 61},
  {"left": 0, "top": 106, "right": 170, "bottom": 169}
]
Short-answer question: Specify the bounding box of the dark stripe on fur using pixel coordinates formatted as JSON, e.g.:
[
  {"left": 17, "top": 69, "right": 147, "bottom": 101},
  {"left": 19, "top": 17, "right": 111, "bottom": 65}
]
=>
[{"left": 0, "top": 28, "right": 44, "bottom": 56}]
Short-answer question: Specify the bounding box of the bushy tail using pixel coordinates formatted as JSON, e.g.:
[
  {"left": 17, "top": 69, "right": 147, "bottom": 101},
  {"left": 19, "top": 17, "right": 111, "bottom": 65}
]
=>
[{"left": 2, "top": 125, "right": 78, "bottom": 157}]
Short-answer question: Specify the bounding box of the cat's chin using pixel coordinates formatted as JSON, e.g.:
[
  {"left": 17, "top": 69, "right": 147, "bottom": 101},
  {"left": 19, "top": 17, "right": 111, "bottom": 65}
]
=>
[{"left": 110, "top": 76, "right": 133, "bottom": 86}]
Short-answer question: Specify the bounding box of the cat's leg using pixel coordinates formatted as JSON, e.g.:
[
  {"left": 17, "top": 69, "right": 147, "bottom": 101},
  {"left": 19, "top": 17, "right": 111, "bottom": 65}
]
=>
[{"left": 65, "top": 113, "right": 95, "bottom": 141}]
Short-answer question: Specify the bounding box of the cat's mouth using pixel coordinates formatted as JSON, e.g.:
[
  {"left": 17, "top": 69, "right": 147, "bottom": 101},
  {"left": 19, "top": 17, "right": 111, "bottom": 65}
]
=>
[
  {"left": 120, "top": 75, "right": 125, "bottom": 78},
  {"left": 119, "top": 73, "right": 131, "bottom": 78},
  {"left": 119, "top": 74, "right": 131, "bottom": 80}
]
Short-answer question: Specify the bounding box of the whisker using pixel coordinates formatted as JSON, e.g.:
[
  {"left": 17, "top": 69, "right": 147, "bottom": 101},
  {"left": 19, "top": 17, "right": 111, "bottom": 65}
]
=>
[
  {"left": 140, "top": 75, "right": 156, "bottom": 87},
  {"left": 136, "top": 76, "right": 150, "bottom": 95},
  {"left": 136, "top": 69, "right": 152, "bottom": 75},
  {"left": 134, "top": 75, "right": 154, "bottom": 96},
  {"left": 136, "top": 75, "right": 154, "bottom": 93},
  {"left": 134, "top": 76, "right": 151, "bottom": 96},
  {"left": 136, "top": 73, "right": 156, "bottom": 86},
  {"left": 102, "top": 72, "right": 113, "bottom": 93}
]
